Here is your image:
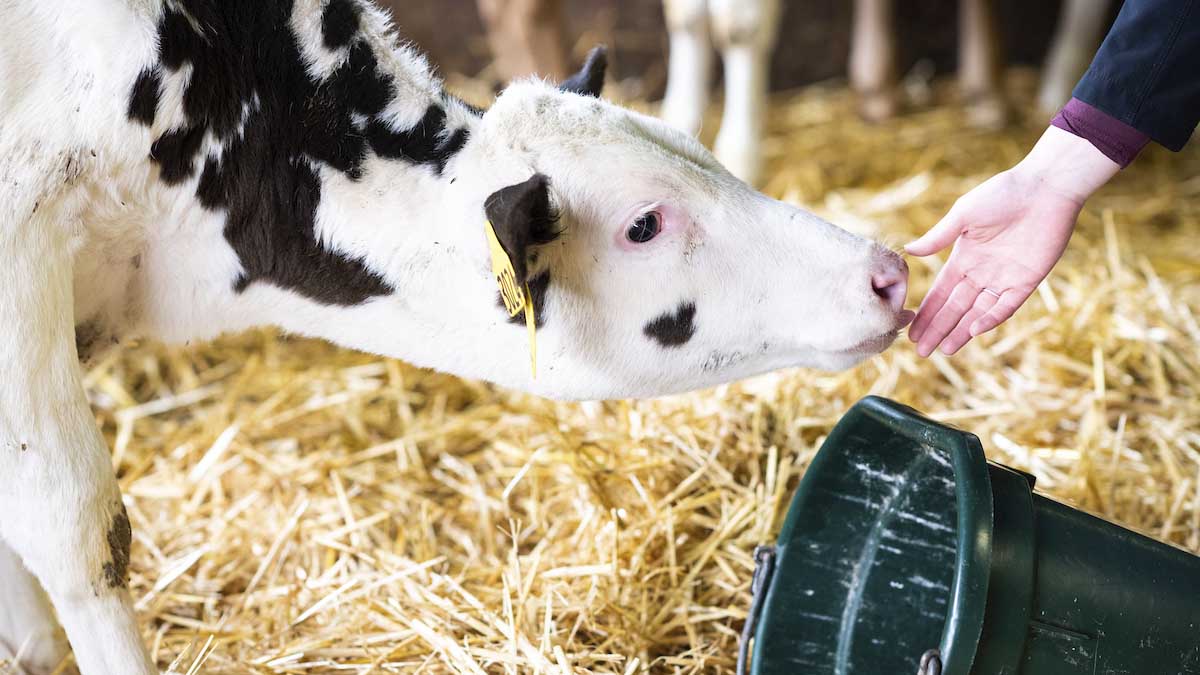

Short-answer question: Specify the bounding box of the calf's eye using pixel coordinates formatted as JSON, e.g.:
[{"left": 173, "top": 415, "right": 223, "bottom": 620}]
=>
[{"left": 627, "top": 212, "right": 662, "bottom": 243}]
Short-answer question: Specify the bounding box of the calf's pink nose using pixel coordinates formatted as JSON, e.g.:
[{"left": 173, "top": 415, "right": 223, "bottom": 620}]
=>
[{"left": 871, "top": 256, "right": 909, "bottom": 314}]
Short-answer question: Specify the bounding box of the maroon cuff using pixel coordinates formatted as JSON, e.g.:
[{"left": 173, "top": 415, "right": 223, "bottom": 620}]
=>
[{"left": 1051, "top": 98, "right": 1150, "bottom": 168}]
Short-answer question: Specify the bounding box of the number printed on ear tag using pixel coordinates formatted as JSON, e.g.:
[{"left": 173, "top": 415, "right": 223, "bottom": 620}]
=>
[{"left": 485, "top": 219, "right": 525, "bottom": 317}]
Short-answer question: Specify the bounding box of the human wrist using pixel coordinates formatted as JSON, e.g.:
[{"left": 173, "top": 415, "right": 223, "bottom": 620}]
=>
[
  {"left": 1014, "top": 126, "right": 1120, "bottom": 206},
  {"left": 1051, "top": 98, "right": 1149, "bottom": 168}
]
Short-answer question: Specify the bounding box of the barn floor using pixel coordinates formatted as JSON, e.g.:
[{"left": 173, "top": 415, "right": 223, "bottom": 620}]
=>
[{"left": 81, "top": 74, "right": 1199, "bottom": 674}]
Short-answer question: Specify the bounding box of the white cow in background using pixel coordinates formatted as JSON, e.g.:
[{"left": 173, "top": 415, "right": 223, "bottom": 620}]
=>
[
  {"left": 666, "top": 0, "right": 1117, "bottom": 183},
  {"left": 477, "top": 0, "right": 1115, "bottom": 187}
]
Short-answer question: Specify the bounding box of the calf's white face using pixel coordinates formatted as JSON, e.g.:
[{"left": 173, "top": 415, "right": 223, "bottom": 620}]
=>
[{"left": 430, "top": 55, "right": 911, "bottom": 399}]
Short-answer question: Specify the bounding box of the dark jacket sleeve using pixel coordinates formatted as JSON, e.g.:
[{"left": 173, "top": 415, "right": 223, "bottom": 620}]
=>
[{"left": 1073, "top": 0, "right": 1200, "bottom": 151}]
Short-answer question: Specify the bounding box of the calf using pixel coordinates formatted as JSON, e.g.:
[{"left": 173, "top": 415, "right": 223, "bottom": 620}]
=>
[{"left": 0, "top": 1, "right": 909, "bottom": 673}]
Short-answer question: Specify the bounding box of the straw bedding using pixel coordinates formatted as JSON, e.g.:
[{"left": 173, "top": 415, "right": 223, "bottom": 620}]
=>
[{"left": 41, "top": 73, "right": 1200, "bottom": 673}]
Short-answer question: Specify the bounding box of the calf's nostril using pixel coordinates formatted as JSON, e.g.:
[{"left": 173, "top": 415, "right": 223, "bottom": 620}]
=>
[{"left": 871, "top": 270, "right": 908, "bottom": 314}]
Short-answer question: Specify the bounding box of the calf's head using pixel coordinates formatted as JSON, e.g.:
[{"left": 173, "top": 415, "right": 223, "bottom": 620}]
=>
[
  {"left": 311, "top": 49, "right": 910, "bottom": 400},
  {"left": 433, "top": 50, "right": 910, "bottom": 399}
]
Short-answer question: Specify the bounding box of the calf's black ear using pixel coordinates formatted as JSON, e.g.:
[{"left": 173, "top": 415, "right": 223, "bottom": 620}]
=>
[
  {"left": 559, "top": 46, "right": 607, "bottom": 98},
  {"left": 485, "top": 174, "right": 557, "bottom": 284}
]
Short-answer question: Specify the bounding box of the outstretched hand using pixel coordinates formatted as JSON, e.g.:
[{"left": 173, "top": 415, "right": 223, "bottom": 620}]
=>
[{"left": 904, "top": 127, "right": 1120, "bottom": 357}]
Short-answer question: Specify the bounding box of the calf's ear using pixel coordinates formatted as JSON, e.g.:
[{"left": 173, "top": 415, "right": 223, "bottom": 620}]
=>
[
  {"left": 559, "top": 46, "right": 607, "bottom": 98},
  {"left": 485, "top": 174, "right": 557, "bottom": 284}
]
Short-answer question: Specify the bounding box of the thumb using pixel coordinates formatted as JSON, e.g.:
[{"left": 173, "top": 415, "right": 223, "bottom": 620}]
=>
[{"left": 905, "top": 206, "right": 966, "bottom": 257}]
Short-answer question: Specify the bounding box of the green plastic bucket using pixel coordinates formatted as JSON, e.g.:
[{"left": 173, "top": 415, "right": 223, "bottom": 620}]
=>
[{"left": 744, "top": 396, "right": 1200, "bottom": 675}]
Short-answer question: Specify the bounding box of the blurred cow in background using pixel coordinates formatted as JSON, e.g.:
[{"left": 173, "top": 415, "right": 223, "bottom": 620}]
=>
[
  {"left": 851, "top": 0, "right": 1009, "bottom": 127},
  {"left": 1038, "top": 0, "right": 1115, "bottom": 114},
  {"left": 851, "top": 0, "right": 1114, "bottom": 125},
  {"left": 477, "top": 0, "right": 571, "bottom": 82},
  {"left": 477, "top": 0, "right": 1114, "bottom": 186}
]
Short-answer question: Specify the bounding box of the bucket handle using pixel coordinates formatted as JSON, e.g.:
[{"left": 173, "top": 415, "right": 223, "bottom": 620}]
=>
[{"left": 736, "top": 545, "right": 777, "bottom": 675}]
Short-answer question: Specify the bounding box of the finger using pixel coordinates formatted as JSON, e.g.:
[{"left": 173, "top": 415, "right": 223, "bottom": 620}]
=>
[
  {"left": 908, "top": 263, "right": 961, "bottom": 343},
  {"left": 939, "top": 291, "right": 999, "bottom": 355},
  {"left": 969, "top": 288, "right": 1031, "bottom": 337},
  {"left": 916, "top": 281, "right": 981, "bottom": 357},
  {"left": 905, "top": 206, "right": 966, "bottom": 257}
]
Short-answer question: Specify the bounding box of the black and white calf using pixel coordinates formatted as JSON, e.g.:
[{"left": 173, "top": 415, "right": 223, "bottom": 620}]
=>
[{"left": 0, "top": 1, "right": 910, "bottom": 672}]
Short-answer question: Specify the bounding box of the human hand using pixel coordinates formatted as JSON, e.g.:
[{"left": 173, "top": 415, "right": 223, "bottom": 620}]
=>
[{"left": 905, "top": 127, "right": 1120, "bottom": 357}]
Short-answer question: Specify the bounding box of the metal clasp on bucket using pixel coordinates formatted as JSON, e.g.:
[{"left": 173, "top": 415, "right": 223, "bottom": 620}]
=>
[
  {"left": 736, "top": 545, "right": 777, "bottom": 675},
  {"left": 918, "top": 649, "right": 942, "bottom": 675}
]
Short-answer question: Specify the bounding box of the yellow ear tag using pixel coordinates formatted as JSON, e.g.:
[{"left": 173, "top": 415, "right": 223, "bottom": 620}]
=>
[{"left": 485, "top": 219, "right": 538, "bottom": 378}]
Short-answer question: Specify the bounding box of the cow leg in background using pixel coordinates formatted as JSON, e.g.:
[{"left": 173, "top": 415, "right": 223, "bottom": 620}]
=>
[
  {"left": 661, "top": 0, "right": 713, "bottom": 137},
  {"left": 849, "top": 0, "right": 899, "bottom": 123},
  {"left": 477, "top": 0, "right": 570, "bottom": 82},
  {"left": 958, "top": 0, "right": 1009, "bottom": 129},
  {"left": 0, "top": 541, "right": 71, "bottom": 673},
  {"left": 708, "top": 0, "right": 780, "bottom": 186},
  {"left": 0, "top": 220, "right": 155, "bottom": 675},
  {"left": 1038, "top": 0, "right": 1111, "bottom": 115}
]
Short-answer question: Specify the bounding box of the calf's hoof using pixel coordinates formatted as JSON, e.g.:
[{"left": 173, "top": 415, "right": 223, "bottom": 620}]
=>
[
  {"left": 964, "top": 92, "right": 1010, "bottom": 130},
  {"left": 856, "top": 88, "right": 900, "bottom": 124}
]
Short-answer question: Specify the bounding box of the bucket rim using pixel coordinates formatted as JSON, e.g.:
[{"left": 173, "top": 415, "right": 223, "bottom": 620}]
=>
[{"left": 756, "top": 396, "right": 993, "bottom": 675}]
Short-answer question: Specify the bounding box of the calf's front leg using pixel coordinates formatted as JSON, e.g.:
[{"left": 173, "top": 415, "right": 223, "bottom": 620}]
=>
[
  {"left": 661, "top": 0, "right": 714, "bottom": 137},
  {"left": 709, "top": 0, "right": 780, "bottom": 186},
  {"left": 958, "top": 0, "right": 1009, "bottom": 129},
  {"left": 849, "top": 0, "right": 899, "bottom": 123},
  {"left": 0, "top": 223, "right": 155, "bottom": 675},
  {"left": 1038, "top": 0, "right": 1112, "bottom": 114}
]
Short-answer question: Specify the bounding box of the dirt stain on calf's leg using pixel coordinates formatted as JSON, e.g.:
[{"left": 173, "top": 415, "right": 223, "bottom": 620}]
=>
[{"left": 102, "top": 504, "right": 132, "bottom": 589}]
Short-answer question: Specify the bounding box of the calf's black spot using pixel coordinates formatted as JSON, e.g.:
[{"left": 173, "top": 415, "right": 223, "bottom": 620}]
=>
[
  {"left": 132, "top": 0, "right": 478, "bottom": 306},
  {"left": 321, "top": 0, "right": 361, "bottom": 49},
  {"left": 127, "top": 69, "right": 161, "bottom": 126},
  {"left": 644, "top": 302, "right": 697, "bottom": 348},
  {"left": 150, "top": 125, "right": 205, "bottom": 184},
  {"left": 102, "top": 504, "right": 132, "bottom": 589},
  {"left": 330, "top": 42, "right": 395, "bottom": 117},
  {"left": 367, "top": 104, "right": 470, "bottom": 176}
]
